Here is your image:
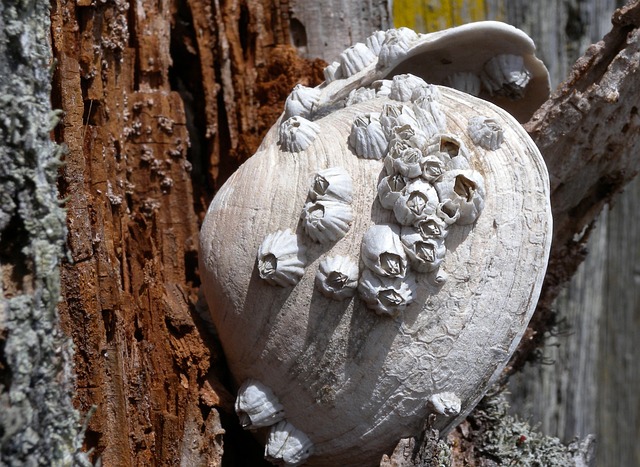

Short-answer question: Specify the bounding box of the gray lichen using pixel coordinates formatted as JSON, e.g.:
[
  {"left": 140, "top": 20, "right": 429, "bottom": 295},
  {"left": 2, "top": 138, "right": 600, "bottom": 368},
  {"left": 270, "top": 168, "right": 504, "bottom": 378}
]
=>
[{"left": 0, "top": 1, "right": 89, "bottom": 465}]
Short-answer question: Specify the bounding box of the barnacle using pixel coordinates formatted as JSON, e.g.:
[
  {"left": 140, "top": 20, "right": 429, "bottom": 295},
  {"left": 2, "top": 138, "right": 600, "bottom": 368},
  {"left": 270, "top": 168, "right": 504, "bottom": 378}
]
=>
[
  {"left": 428, "top": 392, "right": 461, "bottom": 417},
  {"left": 235, "top": 380, "right": 285, "bottom": 429},
  {"left": 358, "top": 269, "right": 417, "bottom": 317},
  {"left": 379, "top": 102, "right": 420, "bottom": 139},
  {"left": 315, "top": 255, "right": 359, "bottom": 300},
  {"left": 339, "top": 42, "right": 377, "bottom": 77},
  {"left": 384, "top": 136, "right": 425, "bottom": 178},
  {"left": 278, "top": 116, "right": 321, "bottom": 152},
  {"left": 361, "top": 224, "right": 408, "bottom": 279},
  {"left": 434, "top": 169, "right": 486, "bottom": 225},
  {"left": 412, "top": 86, "right": 447, "bottom": 136},
  {"left": 283, "top": 84, "right": 321, "bottom": 120},
  {"left": 388, "top": 74, "right": 430, "bottom": 102},
  {"left": 443, "top": 71, "right": 482, "bottom": 96},
  {"left": 481, "top": 54, "right": 531, "bottom": 99},
  {"left": 415, "top": 215, "right": 448, "bottom": 241},
  {"left": 365, "top": 30, "right": 387, "bottom": 55},
  {"left": 468, "top": 115, "right": 504, "bottom": 150},
  {"left": 393, "top": 179, "right": 439, "bottom": 226},
  {"left": 348, "top": 113, "right": 388, "bottom": 160},
  {"left": 400, "top": 227, "right": 446, "bottom": 273},
  {"left": 421, "top": 152, "right": 450, "bottom": 182},
  {"left": 377, "top": 27, "right": 419, "bottom": 67},
  {"left": 301, "top": 199, "right": 353, "bottom": 244},
  {"left": 308, "top": 167, "right": 353, "bottom": 204},
  {"left": 265, "top": 420, "right": 314, "bottom": 466},
  {"left": 323, "top": 61, "right": 342, "bottom": 82},
  {"left": 377, "top": 173, "right": 408, "bottom": 210},
  {"left": 257, "top": 229, "right": 306, "bottom": 287},
  {"left": 346, "top": 87, "right": 377, "bottom": 106}
]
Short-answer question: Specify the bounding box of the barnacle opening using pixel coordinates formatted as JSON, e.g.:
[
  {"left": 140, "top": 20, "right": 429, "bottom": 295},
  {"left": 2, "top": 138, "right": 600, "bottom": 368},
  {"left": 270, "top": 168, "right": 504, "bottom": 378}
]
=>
[
  {"left": 454, "top": 174, "right": 477, "bottom": 202},
  {"left": 440, "top": 200, "right": 459, "bottom": 220},
  {"left": 380, "top": 252, "right": 404, "bottom": 276},
  {"left": 416, "top": 241, "right": 436, "bottom": 262},
  {"left": 326, "top": 271, "right": 349, "bottom": 290},
  {"left": 406, "top": 192, "right": 428, "bottom": 215},
  {"left": 388, "top": 174, "right": 406, "bottom": 192},
  {"left": 307, "top": 204, "right": 325, "bottom": 221},
  {"left": 258, "top": 254, "right": 277, "bottom": 278},
  {"left": 378, "top": 289, "right": 404, "bottom": 307},
  {"left": 440, "top": 138, "right": 460, "bottom": 157},
  {"left": 313, "top": 175, "right": 329, "bottom": 196}
]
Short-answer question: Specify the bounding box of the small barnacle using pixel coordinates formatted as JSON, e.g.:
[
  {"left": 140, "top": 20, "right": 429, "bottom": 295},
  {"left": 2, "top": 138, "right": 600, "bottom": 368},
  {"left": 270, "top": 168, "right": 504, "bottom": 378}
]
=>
[
  {"left": 308, "top": 167, "right": 353, "bottom": 204},
  {"left": 421, "top": 152, "right": 450, "bottom": 182},
  {"left": 468, "top": 115, "right": 504, "bottom": 150},
  {"left": 443, "top": 71, "right": 482, "bottom": 96},
  {"left": 257, "top": 229, "right": 306, "bottom": 287},
  {"left": 235, "top": 380, "right": 285, "bottom": 429},
  {"left": 438, "top": 134, "right": 466, "bottom": 158},
  {"left": 388, "top": 74, "right": 429, "bottom": 102},
  {"left": 365, "top": 30, "right": 387, "bottom": 55},
  {"left": 377, "top": 173, "right": 408, "bottom": 210},
  {"left": 436, "top": 199, "right": 462, "bottom": 225},
  {"left": 301, "top": 199, "right": 353, "bottom": 244},
  {"left": 358, "top": 269, "right": 417, "bottom": 317},
  {"left": 278, "top": 116, "right": 321, "bottom": 152},
  {"left": 481, "top": 54, "right": 531, "bottom": 99},
  {"left": 315, "top": 255, "right": 359, "bottom": 300},
  {"left": 338, "top": 42, "right": 377, "bottom": 77},
  {"left": 345, "top": 87, "right": 377, "bottom": 106},
  {"left": 323, "top": 60, "right": 342, "bottom": 82},
  {"left": 283, "top": 84, "right": 321, "bottom": 120},
  {"left": 378, "top": 28, "right": 419, "bottom": 68},
  {"left": 411, "top": 87, "right": 447, "bottom": 136},
  {"left": 348, "top": 113, "right": 388, "bottom": 160},
  {"left": 361, "top": 224, "right": 408, "bottom": 279},
  {"left": 434, "top": 170, "right": 486, "bottom": 225},
  {"left": 379, "top": 103, "right": 420, "bottom": 139},
  {"left": 265, "top": 420, "right": 314, "bottom": 466},
  {"left": 415, "top": 215, "right": 448, "bottom": 241},
  {"left": 427, "top": 392, "right": 461, "bottom": 417},
  {"left": 400, "top": 227, "right": 446, "bottom": 273},
  {"left": 393, "top": 179, "right": 439, "bottom": 226}
]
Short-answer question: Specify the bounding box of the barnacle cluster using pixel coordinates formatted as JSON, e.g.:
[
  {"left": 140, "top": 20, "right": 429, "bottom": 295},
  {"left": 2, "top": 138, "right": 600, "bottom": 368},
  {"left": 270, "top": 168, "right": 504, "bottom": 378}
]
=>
[
  {"left": 236, "top": 380, "right": 314, "bottom": 466},
  {"left": 346, "top": 74, "right": 488, "bottom": 316}
]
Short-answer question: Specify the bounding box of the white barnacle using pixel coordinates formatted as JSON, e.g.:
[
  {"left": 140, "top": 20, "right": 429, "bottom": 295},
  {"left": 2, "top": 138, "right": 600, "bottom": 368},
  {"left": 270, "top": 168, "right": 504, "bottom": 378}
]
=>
[
  {"left": 443, "top": 71, "right": 482, "bottom": 96},
  {"left": 400, "top": 226, "right": 446, "bottom": 273},
  {"left": 283, "top": 84, "right": 321, "bottom": 120},
  {"left": 388, "top": 74, "right": 430, "bottom": 102},
  {"left": 393, "top": 179, "right": 439, "bottom": 226},
  {"left": 365, "top": 30, "right": 387, "bottom": 55},
  {"left": 434, "top": 169, "right": 486, "bottom": 225},
  {"left": 377, "top": 173, "right": 408, "bottom": 210},
  {"left": 301, "top": 199, "right": 353, "bottom": 244},
  {"left": 481, "top": 54, "right": 531, "bottom": 99},
  {"left": 421, "top": 151, "right": 450, "bottom": 183},
  {"left": 361, "top": 224, "right": 408, "bottom": 279},
  {"left": 235, "top": 380, "right": 285, "bottom": 429},
  {"left": 339, "top": 42, "right": 377, "bottom": 77},
  {"left": 257, "top": 229, "right": 306, "bottom": 287},
  {"left": 377, "top": 27, "right": 419, "bottom": 68},
  {"left": 265, "top": 420, "right": 314, "bottom": 466},
  {"left": 379, "top": 103, "right": 420, "bottom": 139},
  {"left": 315, "top": 255, "right": 359, "bottom": 300},
  {"left": 348, "top": 113, "right": 388, "bottom": 160},
  {"left": 468, "top": 115, "right": 504, "bottom": 150},
  {"left": 278, "top": 116, "right": 321, "bottom": 152},
  {"left": 411, "top": 86, "right": 447, "bottom": 136},
  {"left": 323, "top": 60, "right": 342, "bottom": 82},
  {"left": 415, "top": 215, "right": 448, "bottom": 241},
  {"left": 428, "top": 392, "right": 462, "bottom": 417},
  {"left": 358, "top": 269, "right": 416, "bottom": 317},
  {"left": 308, "top": 167, "right": 353, "bottom": 204},
  {"left": 345, "top": 87, "right": 377, "bottom": 106}
]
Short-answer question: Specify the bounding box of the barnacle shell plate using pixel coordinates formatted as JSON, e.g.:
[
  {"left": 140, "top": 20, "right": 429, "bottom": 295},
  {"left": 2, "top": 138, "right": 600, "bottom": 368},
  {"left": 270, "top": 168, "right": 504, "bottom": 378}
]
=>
[{"left": 199, "top": 87, "right": 551, "bottom": 466}]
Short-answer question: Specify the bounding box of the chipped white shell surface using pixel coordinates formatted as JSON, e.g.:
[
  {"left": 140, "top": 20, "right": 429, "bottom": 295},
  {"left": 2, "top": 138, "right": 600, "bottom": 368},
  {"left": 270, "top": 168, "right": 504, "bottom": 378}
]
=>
[{"left": 200, "top": 87, "right": 551, "bottom": 465}]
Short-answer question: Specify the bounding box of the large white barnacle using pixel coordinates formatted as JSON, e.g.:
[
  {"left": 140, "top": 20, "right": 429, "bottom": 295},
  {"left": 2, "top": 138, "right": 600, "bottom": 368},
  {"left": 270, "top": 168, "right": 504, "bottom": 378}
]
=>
[
  {"left": 400, "top": 226, "right": 446, "bottom": 273},
  {"left": 346, "top": 87, "right": 377, "bottom": 106},
  {"left": 434, "top": 169, "right": 486, "bottom": 225},
  {"left": 388, "top": 74, "right": 430, "bottom": 102},
  {"left": 393, "top": 179, "right": 439, "bottom": 226},
  {"left": 278, "top": 116, "right": 321, "bottom": 152},
  {"left": 257, "top": 229, "right": 306, "bottom": 287},
  {"left": 323, "top": 60, "right": 342, "bottom": 82},
  {"left": 365, "top": 30, "right": 387, "bottom": 55},
  {"left": 379, "top": 103, "right": 420, "bottom": 139},
  {"left": 283, "top": 84, "right": 321, "bottom": 120},
  {"left": 468, "top": 115, "right": 504, "bottom": 150},
  {"left": 358, "top": 269, "right": 416, "bottom": 317},
  {"left": 443, "top": 71, "right": 482, "bottom": 96},
  {"left": 339, "top": 42, "right": 377, "bottom": 77},
  {"left": 265, "top": 420, "right": 314, "bottom": 467},
  {"left": 378, "top": 27, "right": 419, "bottom": 68},
  {"left": 481, "top": 54, "right": 531, "bottom": 99},
  {"left": 235, "top": 380, "right": 285, "bottom": 429},
  {"left": 348, "top": 113, "right": 388, "bottom": 160},
  {"left": 301, "top": 199, "right": 353, "bottom": 244},
  {"left": 377, "top": 173, "right": 408, "bottom": 210},
  {"left": 428, "top": 392, "right": 462, "bottom": 417},
  {"left": 361, "top": 224, "right": 408, "bottom": 279},
  {"left": 308, "top": 167, "right": 353, "bottom": 204},
  {"left": 411, "top": 86, "right": 447, "bottom": 135},
  {"left": 315, "top": 255, "right": 359, "bottom": 300}
]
